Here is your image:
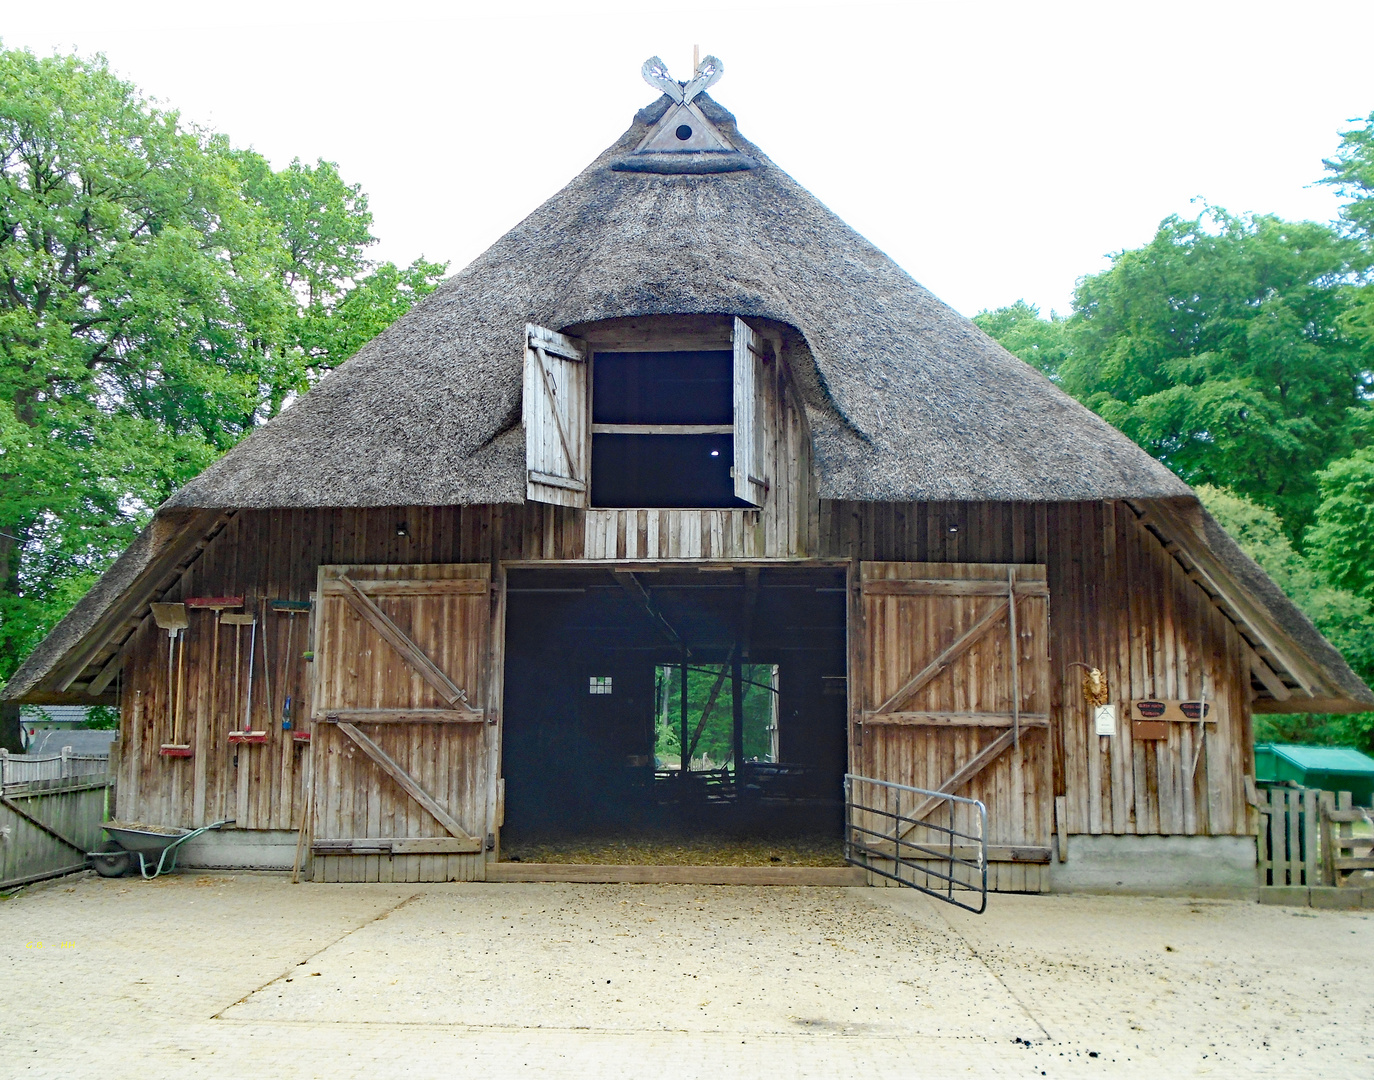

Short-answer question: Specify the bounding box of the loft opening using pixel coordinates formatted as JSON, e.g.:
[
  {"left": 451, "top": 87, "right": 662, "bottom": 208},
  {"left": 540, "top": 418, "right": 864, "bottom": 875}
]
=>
[{"left": 523, "top": 314, "right": 779, "bottom": 510}]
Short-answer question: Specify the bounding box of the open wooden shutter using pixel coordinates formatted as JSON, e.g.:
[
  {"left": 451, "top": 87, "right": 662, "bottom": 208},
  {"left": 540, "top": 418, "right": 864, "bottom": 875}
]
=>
[
  {"left": 524, "top": 323, "right": 588, "bottom": 507},
  {"left": 311, "top": 564, "right": 492, "bottom": 880},
  {"left": 853, "top": 562, "right": 1053, "bottom": 872},
  {"left": 732, "top": 316, "right": 768, "bottom": 506}
]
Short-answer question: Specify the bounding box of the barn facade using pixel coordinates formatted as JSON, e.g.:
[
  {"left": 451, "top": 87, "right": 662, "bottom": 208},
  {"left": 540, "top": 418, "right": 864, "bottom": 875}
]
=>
[{"left": 8, "top": 61, "right": 1371, "bottom": 893}]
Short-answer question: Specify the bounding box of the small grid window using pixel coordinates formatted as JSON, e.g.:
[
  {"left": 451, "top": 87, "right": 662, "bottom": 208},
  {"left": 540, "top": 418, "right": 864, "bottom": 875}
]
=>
[{"left": 589, "top": 677, "right": 613, "bottom": 695}]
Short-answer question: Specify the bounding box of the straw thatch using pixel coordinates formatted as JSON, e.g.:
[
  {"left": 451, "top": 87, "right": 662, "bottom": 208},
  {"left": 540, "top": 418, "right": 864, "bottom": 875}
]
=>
[{"left": 160, "top": 93, "right": 1190, "bottom": 511}]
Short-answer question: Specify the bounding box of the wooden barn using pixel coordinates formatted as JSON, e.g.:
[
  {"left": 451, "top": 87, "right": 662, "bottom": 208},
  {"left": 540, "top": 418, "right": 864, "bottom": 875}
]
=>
[{"left": 7, "top": 58, "right": 1371, "bottom": 896}]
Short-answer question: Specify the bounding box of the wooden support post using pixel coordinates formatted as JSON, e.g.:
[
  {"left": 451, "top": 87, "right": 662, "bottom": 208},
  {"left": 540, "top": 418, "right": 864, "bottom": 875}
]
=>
[
  {"left": 731, "top": 654, "right": 745, "bottom": 778},
  {"left": 1055, "top": 794, "right": 1068, "bottom": 863},
  {"left": 680, "top": 660, "right": 690, "bottom": 777}
]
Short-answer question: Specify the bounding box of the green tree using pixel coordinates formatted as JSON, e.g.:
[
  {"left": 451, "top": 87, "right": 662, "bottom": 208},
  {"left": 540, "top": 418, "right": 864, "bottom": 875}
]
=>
[
  {"left": 980, "top": 209, "right": 1373, "bottom": 538},
  {"left": 1197, "top": 484, "right": 1374, "bottom": 750},
  {"left": 654, "top": 664, "right": 776, "bottom": 768},
  {"left": 1306, "top": 448, "right": 1374, "bottom": 602},
  {"left": 0, "top": 46, "right": 445, "bottom": 691},
  {"left": 972, "top": 299, "right": 1070, "bottom": 380},
  {"left": 1323, "top": 110, "right": 1374, "bottom": 403},
  {"left": 1323, "top": 108, "right": 1374, "bottom": 240},
  {"left": 1065, "top": 209, "right": 1371, "bottom": 536}
]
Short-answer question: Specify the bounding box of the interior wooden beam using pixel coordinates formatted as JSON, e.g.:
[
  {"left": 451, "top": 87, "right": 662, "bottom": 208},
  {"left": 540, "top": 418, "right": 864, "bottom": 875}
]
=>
[{"left": 611, "top": 570, "right": 690, "bottom": 656}]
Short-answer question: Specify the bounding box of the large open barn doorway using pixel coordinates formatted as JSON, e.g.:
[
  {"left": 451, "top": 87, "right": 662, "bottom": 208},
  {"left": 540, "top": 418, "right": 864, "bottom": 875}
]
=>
[{"left": 500, "top": 565, "right": 848, "bottom": 865}]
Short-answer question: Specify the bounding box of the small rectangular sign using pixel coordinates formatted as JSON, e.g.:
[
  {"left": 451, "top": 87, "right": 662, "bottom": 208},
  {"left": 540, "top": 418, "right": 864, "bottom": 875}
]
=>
[
  {"left": 1129, "top": 699, "right": 1212, "bottom": 723},
  {"left": 1093, "top": 704, "right": 1118, "bottom": 737}
]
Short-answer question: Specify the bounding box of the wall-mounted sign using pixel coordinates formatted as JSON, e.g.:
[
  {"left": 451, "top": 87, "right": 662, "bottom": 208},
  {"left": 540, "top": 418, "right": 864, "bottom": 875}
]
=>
[
  {"left": 1129, "top": 699, "right": 1212, "bottom": 740},
  {"left": 1130, "top": 699, "right": 1212, "bottom": 722},
  {"left": 1094, "top": 704, "right": 1118, "bottom": 737}
]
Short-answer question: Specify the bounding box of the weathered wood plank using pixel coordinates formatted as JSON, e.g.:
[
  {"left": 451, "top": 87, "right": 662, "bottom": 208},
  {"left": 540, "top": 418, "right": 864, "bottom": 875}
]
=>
[
  {"left": 862, "top": 579, "right": 1049, "bottom": 597},
  {"left": 871, "top": 597, "right": 1016, "bottom": 717},
  {"left": 318, "top": 709, "right": 485, "bottom": 724},
  {"left": 335, "top": 722, "right": 476, "bottom": 842},
  {"left": 333, "top": 574, "right": 479, "bottom": 713},
  {"left": 863, "top": 712, "right": 1049, "bottom": 728}
]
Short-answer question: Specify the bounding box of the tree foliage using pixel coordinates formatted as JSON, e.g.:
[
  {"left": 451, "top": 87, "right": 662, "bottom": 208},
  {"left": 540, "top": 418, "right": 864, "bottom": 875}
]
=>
[
  {"left": 0, "top": 46, "right": 446, "bottom": 683},
  {"left": 1197, "top": 485, "right": 1374, "bottom": 750},
  {"left": 654, "top": 664, "right": 776, "bottom": 768},
  {"left": 970, "top": 300, "right": 1068, "bottom": 380},
  {"left": 979, "top": 210, "right": 1372, "bottom": 536}
]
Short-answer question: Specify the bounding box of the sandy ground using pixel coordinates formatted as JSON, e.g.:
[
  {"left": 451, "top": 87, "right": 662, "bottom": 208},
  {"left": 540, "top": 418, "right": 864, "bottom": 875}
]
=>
[{"left": 1, "top": 872, "right": 1370, "bottom": 1079}]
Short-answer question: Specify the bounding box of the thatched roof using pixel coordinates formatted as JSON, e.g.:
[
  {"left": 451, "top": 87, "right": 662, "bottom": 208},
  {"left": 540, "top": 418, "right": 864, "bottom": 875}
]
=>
[{"left": 160, "top": 93, "right": 1191, "bottom": 511}]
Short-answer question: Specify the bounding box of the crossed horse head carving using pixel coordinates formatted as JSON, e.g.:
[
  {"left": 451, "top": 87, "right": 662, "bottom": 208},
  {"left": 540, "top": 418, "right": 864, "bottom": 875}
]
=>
[{"left": 640, "top": 54, "right": 724, "bottom": 104}]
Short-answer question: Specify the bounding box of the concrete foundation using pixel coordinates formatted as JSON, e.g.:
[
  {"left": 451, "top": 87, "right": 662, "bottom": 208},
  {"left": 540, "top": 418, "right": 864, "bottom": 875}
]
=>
[
  {"left": 1050, "top": 833, "right": 1257, "bottom": 897},
  {"left": 176, "top": 828, "right": 300, "bottom": 870}
]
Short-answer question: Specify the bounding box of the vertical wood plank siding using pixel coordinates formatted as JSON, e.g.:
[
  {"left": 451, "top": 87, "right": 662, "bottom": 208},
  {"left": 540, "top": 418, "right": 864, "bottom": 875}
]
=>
[{"left": 116, "top": 498, "right": 1251, "bottom": 841}]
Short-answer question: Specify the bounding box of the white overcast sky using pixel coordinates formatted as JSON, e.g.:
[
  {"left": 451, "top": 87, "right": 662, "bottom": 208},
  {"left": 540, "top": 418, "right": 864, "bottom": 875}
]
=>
[{"left": 6, "top": 0, "right": 1374, "bottom": 317}]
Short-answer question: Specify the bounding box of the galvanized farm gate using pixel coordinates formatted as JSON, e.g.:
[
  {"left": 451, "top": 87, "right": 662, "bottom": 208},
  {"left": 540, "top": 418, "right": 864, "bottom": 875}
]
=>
[{"left": 845, "top": 773, "right": 989, "bottom": 912}]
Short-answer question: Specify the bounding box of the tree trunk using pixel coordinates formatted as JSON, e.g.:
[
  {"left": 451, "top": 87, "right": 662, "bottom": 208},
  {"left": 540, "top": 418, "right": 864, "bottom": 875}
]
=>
[{"left": 0, "top": 701, "right": 22, "bottom": 754}]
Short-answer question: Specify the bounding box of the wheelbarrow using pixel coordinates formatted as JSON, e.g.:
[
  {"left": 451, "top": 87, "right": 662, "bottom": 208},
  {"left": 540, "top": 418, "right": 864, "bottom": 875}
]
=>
[{"left": 89, "top": 819, "right": 234, "bottom": 879}]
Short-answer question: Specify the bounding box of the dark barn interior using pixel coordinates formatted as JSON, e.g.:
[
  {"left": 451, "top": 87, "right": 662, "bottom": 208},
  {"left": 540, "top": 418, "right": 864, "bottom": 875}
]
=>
[
  {"left": 501, "top": 566, "right": 848, "bottom": 862},
  {"left": 589, "top": 349, "right": 752, "bottom": 509}
]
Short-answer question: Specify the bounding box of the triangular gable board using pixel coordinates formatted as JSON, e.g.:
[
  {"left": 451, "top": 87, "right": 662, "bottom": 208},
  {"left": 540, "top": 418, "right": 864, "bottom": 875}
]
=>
[{"left": 635, "top": 101, "right": 733, "bottom": 154}]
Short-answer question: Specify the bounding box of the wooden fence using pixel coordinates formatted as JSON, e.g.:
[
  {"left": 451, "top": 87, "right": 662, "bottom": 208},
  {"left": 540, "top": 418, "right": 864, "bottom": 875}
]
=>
[
  {"left": 1, "top": 773, "right": 114, "bottom": 889},
  {"left": 1257, "top": 785, "right": 1374, "bottom": 888},
  {"left": 0, "top": 747, "right": 111, "bottom": 786},
  {"left": 1320, "top": 790, "right": 1374, "bottom": 887}
]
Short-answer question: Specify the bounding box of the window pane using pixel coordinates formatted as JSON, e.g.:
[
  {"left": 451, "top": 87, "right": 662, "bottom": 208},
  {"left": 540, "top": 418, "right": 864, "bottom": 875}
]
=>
[
  {"left": 592, "top": 351, "right": 733, "bottom": 425},
  {"left": 653, "top": 663, "right": 779, "bottom": 771},
  {"left": 591, "top": 433, "right": 748, "bottom": 508}
]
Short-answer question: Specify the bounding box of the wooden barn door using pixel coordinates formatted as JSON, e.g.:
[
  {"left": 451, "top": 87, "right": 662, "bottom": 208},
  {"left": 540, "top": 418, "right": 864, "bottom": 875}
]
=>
[
  {"left": 311, "top": 563, "right": 493, "bottom": 882},
  {"left": 852, "top": 562, "right": 1053, "bottom": 891}
]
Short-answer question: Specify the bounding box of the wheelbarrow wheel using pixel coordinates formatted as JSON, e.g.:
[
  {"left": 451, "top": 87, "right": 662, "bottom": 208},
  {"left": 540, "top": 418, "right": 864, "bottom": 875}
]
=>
[{"left": 90, "top": 841, "right": 131, "bottom": 878}]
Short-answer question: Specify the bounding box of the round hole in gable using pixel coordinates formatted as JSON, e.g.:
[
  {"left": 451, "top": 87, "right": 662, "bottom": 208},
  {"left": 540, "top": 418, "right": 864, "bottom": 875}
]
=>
[{"left": 675, "top": 124, "right": 693, "bottom": 141}]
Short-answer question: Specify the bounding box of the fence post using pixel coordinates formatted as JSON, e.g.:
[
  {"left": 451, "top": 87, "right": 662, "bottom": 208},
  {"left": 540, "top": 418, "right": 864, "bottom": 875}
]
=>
[
  {"left": 60, "top": 745, "right": 72, "bottom": 779},
  {"left": 1337, "top": 791, "right": 1353, "bottom": 888},
  {"left": 1303, "top": 788, "right": 1319, "bottom": 887},
  {"left": 1319, "top": 791, "right": 1335, "bottom": 886},
  {"left": 0, "top": 747, "right": 7, "bottom": 789}
]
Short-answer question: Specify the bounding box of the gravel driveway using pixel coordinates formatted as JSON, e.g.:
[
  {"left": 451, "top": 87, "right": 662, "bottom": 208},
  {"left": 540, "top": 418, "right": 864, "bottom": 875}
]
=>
[{"left": 3, "top": 872, "right": 1370, "bottom": 1077}]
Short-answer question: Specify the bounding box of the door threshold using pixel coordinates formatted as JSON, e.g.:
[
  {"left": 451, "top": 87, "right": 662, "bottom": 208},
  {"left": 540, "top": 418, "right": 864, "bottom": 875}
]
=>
[{"left": 486, "top": 863, "right": 865, "bottom": 886}]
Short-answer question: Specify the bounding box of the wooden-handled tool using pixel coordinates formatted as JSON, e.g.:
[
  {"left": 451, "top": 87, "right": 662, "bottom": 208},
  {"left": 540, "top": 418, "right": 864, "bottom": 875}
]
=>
[
  {"left": 222, "top": 612, "right": 267, "bottom": 744},
  {"left": 270, "top": 599, "right": 311, "bottom": 740},
  {"left": 152, "top": 603, "right": 191, "bottom": 757},
  {"left": 183, "top": 596, "right": 242, "bottom": 820}
]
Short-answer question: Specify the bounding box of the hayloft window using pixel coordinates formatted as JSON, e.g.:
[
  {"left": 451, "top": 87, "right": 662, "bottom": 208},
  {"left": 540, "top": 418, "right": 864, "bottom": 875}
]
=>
[{"left": 524, "top": 317, "right": 771, "bottom": 509}]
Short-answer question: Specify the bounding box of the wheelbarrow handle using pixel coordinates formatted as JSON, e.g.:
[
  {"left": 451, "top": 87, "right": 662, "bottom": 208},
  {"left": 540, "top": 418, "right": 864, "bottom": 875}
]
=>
[{"left": 142, "top": 818, "right": 236, "bottom": 879}]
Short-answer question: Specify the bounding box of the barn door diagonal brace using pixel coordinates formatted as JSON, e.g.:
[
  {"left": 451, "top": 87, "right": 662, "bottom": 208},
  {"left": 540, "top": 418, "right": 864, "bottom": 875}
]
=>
[
  {"left": 895, "top": 729, "right": 1017, "bottom": 842},
  {"left": 335, "top": 575, "right": 481, "bottom": 715},
  {"left": 335, "top": 722, "right": 477, "bottom": 842},
  {"left": 534, "top": 345, "right": 578, "bottom": 480},
  {"left": 685, "top": 644, "right": 735, "bottom": 762},
  {"left": 871, "top": 595, "right": 1020, "bottom": 718}
]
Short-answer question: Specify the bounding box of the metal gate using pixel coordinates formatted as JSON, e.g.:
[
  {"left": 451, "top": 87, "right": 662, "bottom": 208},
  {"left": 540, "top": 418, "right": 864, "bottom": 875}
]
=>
[{"left": 844, "top": 773, "right": 989, "bottom": 913}]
